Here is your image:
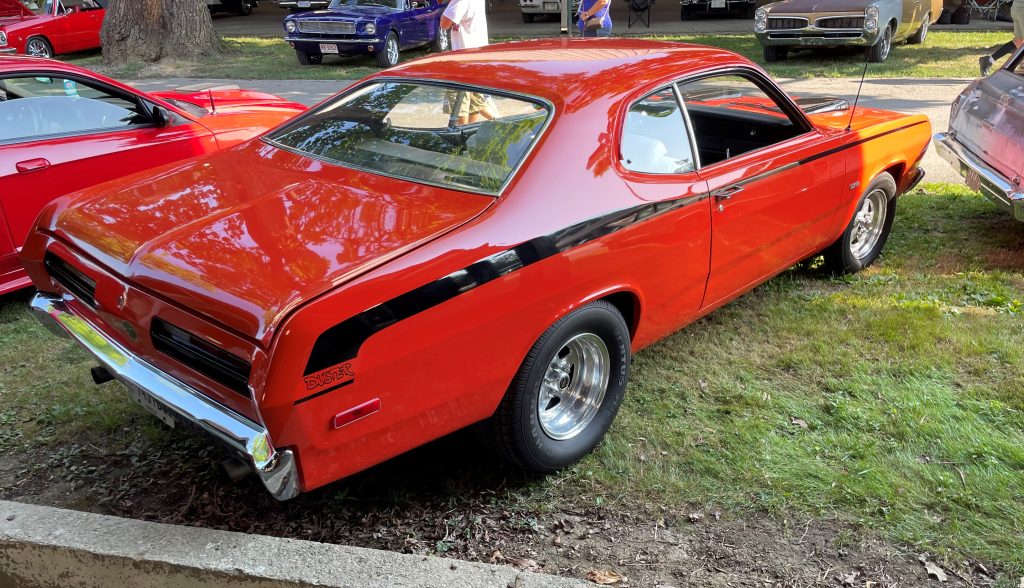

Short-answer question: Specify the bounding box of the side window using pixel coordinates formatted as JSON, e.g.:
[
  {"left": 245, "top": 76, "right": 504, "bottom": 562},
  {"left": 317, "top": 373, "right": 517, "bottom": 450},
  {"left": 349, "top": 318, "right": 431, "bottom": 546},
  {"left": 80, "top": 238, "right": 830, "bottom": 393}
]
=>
[
  {"left": 676, "top": 74, "right": 804, "bottom": 167},
  {"left": 0, "top": 76, "right": 147, "bottom": 143},
  {"left": 621, "top": 87, "right": 696, "bottom": 175}
]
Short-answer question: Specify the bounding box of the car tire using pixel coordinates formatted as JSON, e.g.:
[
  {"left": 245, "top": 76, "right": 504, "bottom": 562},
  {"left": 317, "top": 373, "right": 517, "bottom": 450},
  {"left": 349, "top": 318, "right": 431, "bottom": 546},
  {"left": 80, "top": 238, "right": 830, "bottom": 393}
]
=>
[
  {"left": 376, "top": 32, "right": 400, "bottom": 67},
  {"left": 822, "top": 172, "right": 897, "bottom": 274},
  {"left": 25, "top": 36, "right": 53, "bottom": 58},
  {"left": 522, "top": 11, "right": 534, "bottom": 22},
  {"left": 431, "top": 26, "right": 449, "bottom": 52},
  {"left": 236, "top": 0, "right": 254, "bottom": 15},
  {"left": 296, "top": 49, "right": 323, "bottom": 65},
  {"left": 763, "top": 45, "right": 788, "bottom": 62},
  {"left": 907, "top": 12, "right": 928, "bottom": 44},
  {"left": 477, "top": 300, "right": 631, "bottom": 474},
  {"left": 680, "top": 5, "right": 692, "bottom": 20},
  {"left": 866, "top": 24, "right": 892, "bottom": 62}
]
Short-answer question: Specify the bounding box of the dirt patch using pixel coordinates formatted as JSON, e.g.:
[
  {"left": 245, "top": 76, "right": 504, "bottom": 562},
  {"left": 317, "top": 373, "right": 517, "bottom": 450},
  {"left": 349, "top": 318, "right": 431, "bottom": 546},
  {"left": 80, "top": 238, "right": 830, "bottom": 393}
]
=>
[{"left": 0, "top": 429, "right": 996, "bottom": 587}]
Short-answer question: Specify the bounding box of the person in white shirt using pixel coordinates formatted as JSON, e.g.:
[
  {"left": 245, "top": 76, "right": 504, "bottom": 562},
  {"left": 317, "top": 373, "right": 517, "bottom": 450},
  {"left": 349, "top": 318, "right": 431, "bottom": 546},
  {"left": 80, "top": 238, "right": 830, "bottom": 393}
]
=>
[
  {"left": 440, "top": 0, "right": 496, "bottom": 124},
  {"left": 440, "top": 0, "right": 489, "bottom": 50}
]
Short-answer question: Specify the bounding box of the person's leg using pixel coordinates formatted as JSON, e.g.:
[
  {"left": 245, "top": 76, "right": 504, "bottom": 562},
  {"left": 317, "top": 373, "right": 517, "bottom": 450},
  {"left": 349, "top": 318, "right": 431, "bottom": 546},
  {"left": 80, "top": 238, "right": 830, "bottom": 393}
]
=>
[
  {"left": 597, "top": 26, "right": 611, "bottom": 36},
  {"left": 980, "top": 40, "right": 1017, "bottom": 75}
]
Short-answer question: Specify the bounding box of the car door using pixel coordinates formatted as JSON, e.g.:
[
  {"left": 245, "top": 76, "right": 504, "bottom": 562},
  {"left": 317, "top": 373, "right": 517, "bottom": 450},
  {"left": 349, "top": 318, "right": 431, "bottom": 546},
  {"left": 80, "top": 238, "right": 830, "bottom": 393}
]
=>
[
  {"left": 676, "top": 72, "right": 847, "bottom": 309},
  {"left": 0, "top": 73, "right": 218, "bottom": 274},
  {"left": 617, "top": 86, "right": 713, "bottom": 334},
  {"left": 398, "top": 0, "right": 427, "bottom": 47},
  {"left": 899, "top": 0, "right": 919, "bottom": 38}
]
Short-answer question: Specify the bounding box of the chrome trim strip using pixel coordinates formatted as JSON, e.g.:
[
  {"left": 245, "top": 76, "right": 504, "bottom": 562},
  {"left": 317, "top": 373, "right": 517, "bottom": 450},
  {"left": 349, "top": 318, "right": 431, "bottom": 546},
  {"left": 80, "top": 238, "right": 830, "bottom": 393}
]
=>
[
  {"left": 0, "top": 48, "right": 15, "bottom": 54},
  {"left": 29, "top": 293, "right": 301, "bottom": 500},
  {"left": 934, "top": 132, "right": 1024, "bottom": 222},
  {"left": 285, "top": 36, "right": 382, "bottom": 43}
]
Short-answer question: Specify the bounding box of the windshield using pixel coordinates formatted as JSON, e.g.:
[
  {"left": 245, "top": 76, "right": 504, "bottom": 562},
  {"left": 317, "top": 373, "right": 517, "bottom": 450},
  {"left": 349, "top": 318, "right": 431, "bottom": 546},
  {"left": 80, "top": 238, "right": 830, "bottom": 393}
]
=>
[
  {"left": 265, "top": 81, "right": 550, "bottom": 195},
  {"left": 329, "top": 0, "right": 402, "bottom": 8},
  {"left": 15, "top": 0, "right": 52, "bottom": 15}
]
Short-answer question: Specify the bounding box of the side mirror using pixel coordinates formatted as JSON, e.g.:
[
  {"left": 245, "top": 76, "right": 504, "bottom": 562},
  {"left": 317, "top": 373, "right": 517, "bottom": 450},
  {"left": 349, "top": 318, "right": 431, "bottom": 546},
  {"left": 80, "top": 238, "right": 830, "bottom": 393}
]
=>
[{"left": 150, "top": 105, "right": 172, "bottom": 128}]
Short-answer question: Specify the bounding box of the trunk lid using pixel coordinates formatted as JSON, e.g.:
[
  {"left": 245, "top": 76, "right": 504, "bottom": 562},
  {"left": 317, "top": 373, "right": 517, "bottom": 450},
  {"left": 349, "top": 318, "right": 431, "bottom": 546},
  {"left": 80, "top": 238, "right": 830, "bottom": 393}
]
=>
[
  {"left": 949, "top": 72, "right": 1024, "bottom": 186},
  {"left": 48, "top": 140, "right": 494, "bottom": 344}
]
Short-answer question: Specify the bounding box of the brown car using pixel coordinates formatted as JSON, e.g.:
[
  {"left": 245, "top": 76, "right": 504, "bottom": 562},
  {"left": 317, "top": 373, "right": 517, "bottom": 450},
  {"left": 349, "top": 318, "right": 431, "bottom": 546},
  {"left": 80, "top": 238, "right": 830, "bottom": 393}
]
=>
[{"left": 754, "top": 0, "right": 941, "bottom": 62}]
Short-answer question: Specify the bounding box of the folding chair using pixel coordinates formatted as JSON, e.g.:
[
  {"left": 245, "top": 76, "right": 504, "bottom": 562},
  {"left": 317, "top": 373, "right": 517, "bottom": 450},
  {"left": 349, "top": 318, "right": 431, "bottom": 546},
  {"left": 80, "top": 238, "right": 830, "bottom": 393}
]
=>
[
  {"left": 628, "top": 0, "right": 654, "bottom": 28},
  {"left": 966, "top": 0, "right": 1009, "bottom": 21}
]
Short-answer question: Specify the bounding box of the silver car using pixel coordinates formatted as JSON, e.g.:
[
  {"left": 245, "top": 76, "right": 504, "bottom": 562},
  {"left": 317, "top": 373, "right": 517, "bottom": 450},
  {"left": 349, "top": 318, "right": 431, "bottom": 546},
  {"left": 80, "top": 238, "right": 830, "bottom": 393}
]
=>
[
  {"left": 754, "top": 0, "right": 940, "bottom": 62},
  {"left": 935, "top": 47, "right": 1024, "bottom": 221}
]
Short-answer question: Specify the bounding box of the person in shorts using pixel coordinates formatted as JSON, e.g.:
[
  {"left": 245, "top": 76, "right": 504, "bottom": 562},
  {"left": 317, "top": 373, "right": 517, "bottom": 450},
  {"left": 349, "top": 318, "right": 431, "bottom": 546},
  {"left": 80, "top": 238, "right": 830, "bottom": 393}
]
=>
[{"left": 980, "top": 0, "right": 1023, "bottom": 76}]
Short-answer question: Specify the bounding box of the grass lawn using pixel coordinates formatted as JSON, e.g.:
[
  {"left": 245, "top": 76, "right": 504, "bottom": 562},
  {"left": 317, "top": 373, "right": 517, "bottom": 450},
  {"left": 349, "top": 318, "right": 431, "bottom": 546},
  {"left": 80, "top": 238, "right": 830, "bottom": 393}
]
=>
[
  {"left": 0, "top": 183, "right": 1022, "bottom": 578},
  {"left": 63, "top": 31, "right": 1009, "bottom": 81}
]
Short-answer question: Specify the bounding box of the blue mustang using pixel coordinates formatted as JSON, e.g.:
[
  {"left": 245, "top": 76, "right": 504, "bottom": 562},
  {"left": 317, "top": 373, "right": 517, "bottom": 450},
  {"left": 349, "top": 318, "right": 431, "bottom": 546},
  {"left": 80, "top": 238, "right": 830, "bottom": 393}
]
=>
[{"left": 283, "top": 0, "right": 449, "bottom": 68}]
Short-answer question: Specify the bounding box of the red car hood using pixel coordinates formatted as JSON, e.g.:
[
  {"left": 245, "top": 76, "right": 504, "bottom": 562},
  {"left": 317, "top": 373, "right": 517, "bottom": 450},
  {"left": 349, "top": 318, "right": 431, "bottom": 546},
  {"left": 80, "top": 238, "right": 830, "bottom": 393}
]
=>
[
  {"left": 152, "top": 85, "right": 306, "bottom": 114},
  {"left": 0, "top": 0, "right": 34, "bottom": 18},
  {"left": 46, "top": 142, "right": 494, "bottom": 343}
]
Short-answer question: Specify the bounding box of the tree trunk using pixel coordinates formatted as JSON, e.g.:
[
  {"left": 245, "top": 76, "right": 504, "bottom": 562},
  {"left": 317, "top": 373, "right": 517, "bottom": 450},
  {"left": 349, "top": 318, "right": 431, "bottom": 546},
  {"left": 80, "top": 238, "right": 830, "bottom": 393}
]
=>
[{"left": 101, "top": 0, "right": 221, "bottom": 64}]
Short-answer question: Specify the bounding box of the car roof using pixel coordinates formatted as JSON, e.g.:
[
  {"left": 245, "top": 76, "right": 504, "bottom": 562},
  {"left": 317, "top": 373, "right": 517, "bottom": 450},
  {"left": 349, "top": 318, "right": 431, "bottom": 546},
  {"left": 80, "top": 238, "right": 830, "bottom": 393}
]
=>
[
  {"left": 0, "top": 55, "right": 88, "bottom": 74},
  {"left": 382, "top": 38, "right": 753, "bottom": 105}
]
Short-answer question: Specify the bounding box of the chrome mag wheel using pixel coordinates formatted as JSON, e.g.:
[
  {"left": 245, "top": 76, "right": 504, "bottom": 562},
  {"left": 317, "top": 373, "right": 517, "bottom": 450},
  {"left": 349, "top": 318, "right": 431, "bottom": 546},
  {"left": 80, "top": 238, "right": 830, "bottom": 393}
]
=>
[
  {"left": 386, "top": 36, "right": 399, "bottom": 64},
  {"left": 26, "top": 38, "right": 51, "bottom": 58},
  {"left": 849, "top": 188, "right": 888, "bottom": 260},
  {"left": 537, "top": 333, "right": 610, "bottom": 441}
]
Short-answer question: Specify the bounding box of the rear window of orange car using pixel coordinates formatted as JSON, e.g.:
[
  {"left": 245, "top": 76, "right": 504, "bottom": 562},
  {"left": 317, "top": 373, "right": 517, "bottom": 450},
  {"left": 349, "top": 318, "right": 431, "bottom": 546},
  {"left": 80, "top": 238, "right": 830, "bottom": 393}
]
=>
[{"left": 264, "top": 81, "right": 550, "bottom": 195}]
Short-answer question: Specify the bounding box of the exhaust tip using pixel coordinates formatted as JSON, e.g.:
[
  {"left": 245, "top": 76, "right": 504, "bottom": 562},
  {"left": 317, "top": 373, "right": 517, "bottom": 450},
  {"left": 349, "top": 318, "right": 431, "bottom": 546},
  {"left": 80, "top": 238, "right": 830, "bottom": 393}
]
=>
[
  {"left": 90, "top": 366, "right": 114, "bottom": 385},
  {"left": 222, "top": 457, "right": 253, "bottom": 482}
]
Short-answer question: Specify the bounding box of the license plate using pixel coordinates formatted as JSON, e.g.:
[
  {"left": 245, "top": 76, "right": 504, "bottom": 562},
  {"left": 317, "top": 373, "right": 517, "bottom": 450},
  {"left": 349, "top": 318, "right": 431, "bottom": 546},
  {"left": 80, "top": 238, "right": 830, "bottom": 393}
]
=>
[
  {"left": 799, "top": 37, "right": 829, "bottom": 45},
  {"left": 965, "top": 168, "right": 982, "bottom": 191},
  {"left": 543, "top": 2, "right": 557, "bottom": 9},
  {"left": 126, "top": 382, "right": 177, "bottom": 429},
  {"left": 319, "top": 43, "right": 339, "bottom": 54},
  {"left": 710, "top": 0, "right": 726, "bottom": 7},
  {"left": 298, "top": 0, "right": 311, "bottom": 6}
]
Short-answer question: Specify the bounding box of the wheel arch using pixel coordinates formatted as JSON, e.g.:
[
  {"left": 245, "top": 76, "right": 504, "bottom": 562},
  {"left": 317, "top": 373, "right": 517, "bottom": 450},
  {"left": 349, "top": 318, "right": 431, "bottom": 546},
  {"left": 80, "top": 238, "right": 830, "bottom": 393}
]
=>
[{"left": 25, "top": 33, "right": 54, "bottom": 55}]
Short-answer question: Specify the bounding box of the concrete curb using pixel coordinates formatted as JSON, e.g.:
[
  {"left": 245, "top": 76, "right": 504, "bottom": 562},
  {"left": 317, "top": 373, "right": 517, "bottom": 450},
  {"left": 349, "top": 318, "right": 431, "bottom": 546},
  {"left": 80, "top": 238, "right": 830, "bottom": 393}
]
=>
[{"left": 0, "top": 501, "right": 587, "bottom": 588}]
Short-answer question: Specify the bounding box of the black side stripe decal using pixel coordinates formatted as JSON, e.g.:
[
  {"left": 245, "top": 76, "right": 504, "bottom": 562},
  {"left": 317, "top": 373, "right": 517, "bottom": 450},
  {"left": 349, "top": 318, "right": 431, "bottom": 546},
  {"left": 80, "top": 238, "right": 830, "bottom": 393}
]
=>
[
  {"left": 302, "top": 193, "right": 707, "bottom": 376},
  {"left": 301, "top": 119, "right": 928, "bottom": 379}
]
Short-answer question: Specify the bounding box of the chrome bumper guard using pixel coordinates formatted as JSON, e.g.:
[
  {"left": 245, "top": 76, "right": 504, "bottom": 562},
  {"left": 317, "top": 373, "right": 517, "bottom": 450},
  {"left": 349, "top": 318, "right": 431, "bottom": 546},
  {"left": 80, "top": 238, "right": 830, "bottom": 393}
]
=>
[
  {"left": 284, "top": 36, "right": 381, "bottom": 43},
  {"left": 30, "top": 293, "right": 300, "bottom": 500},
  {"left": 934, "top": 132, "right": 1024, "bottom": 222}
]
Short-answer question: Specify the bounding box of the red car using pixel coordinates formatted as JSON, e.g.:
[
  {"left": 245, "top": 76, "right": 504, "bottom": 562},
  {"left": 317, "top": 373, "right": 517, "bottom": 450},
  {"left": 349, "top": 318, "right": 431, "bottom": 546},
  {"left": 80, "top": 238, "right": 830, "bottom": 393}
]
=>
[
  {"left": 0, "top": 0, "right": 105, "bottom": 58},
  {"left": 0, "top": 56, "right": 306, "bottom": 295},
  {"left": 23, "top": 39, "right": 930, "bottom": 500}
]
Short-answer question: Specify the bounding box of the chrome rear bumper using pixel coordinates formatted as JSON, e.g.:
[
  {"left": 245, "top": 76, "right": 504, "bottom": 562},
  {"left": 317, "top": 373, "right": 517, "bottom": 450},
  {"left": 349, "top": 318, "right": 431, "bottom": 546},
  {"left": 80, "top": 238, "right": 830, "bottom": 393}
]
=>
[
  {"left": 30, "top": 293, "right": 300, "bottom": 500},
  {"left": 934, "top": 132, "right": 1024, "bottom": 222}
]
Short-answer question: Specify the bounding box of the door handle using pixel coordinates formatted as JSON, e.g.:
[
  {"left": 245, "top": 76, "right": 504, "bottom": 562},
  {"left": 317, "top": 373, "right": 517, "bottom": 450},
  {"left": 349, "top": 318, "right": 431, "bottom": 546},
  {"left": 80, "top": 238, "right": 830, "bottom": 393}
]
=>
[
  {"left": 713, "top": 184, "right": 744, "bottom": 201},
  {"left": 16, "top": 158, "right": 51, "bottom": 173}
]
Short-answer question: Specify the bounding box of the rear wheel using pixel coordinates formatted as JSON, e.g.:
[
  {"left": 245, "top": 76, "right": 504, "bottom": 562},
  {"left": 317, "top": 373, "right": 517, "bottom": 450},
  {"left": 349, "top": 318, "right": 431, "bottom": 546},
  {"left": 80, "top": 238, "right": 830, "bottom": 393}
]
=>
[
  {"left": 822, "top": 172, "right": 897, "bottom": 274},
  {"left": 477, "top": 301, "right": 631, "bottom": 474},
  {"left": 25, "top": 36, "right": 52, "bottom": 58},
  {"left": 763, "top": 45, "right": 788, "bottom": 62},
  {"left": 295, "top": 49, "right": 322, "bottom": 65},
  {"left": 521, "top": 11, "right": 534, "bottom": 22},
  {"left": 376, "top": 32, "right": 400, "bottom": 67},
  {"left": 866, "top": 24, "right": 892, "bottom": 62},
  {"left": 907, "top": 12, "right": 928, "bottom": 44}
]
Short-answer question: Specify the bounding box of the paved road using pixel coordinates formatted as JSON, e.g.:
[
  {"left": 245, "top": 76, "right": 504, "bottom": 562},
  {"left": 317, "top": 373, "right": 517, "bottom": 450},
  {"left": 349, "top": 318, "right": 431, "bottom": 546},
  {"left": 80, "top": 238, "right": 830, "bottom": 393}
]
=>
[
  {"left": 132, "top": 76, "right": 968, "bottom": 183},
  {"left": 213, "top": 1, "right": 1013, "bottom": 36}
]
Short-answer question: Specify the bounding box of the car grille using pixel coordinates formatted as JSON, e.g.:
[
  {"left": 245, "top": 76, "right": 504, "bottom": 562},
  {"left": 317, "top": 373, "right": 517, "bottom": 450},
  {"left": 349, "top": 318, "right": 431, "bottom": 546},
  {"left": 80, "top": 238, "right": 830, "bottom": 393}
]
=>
[
  {"left": 151, "top": 318, "right": 252, "bottom": 397},
  {"left": 297, "top": 20, "right": 356, "bottom": 34},
  {"left": 816, "top": 16, "right": 865, "bottom": 28},
  {"left": 44, "top": 252, "right": 96, "bottom": 306},
  {"left": 767, "top": 17, "right": 808, "bottom": 29}
]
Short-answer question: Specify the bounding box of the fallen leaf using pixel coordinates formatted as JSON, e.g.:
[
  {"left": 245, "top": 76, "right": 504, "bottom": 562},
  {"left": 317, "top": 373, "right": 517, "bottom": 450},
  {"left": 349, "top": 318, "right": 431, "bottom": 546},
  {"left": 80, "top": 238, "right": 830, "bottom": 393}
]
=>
[
  {"left": 921, "top": 560, "right": 948, "bottom": 582},
  {"left": 698, "top": 379, "right": 708, "bottom": 392},
  {"left": 510, "top": 558, "right": 540, "bottom": 572},
  {"left": 687, "top": 512, "right": 704, "bottom": 523},
  {"left": 552, "top": 534, "right": 563, "bottom": 547},
  {"left": 839, "top": 571, "right": 859, "bottom": 586},
  {"left": 713, "top": 510, "right": 722, "bottom": 520},
  {"left": 489, "top": 550, "right": 505, "bottom": 564},
  {"left": 790, "top": 417, "right": 809, "bottom": 429},
  {"left": 586, "top": 569, "right": 625, "bottom": 584}
]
